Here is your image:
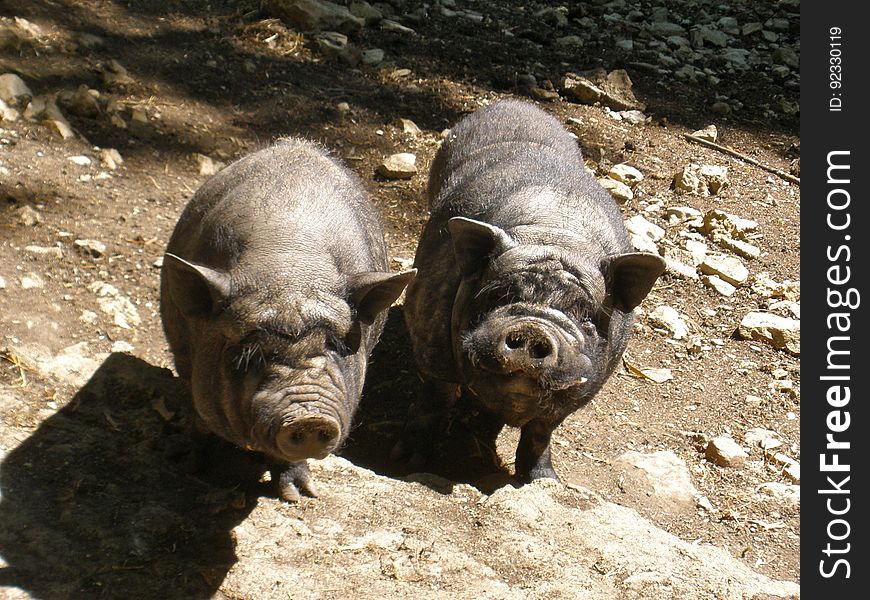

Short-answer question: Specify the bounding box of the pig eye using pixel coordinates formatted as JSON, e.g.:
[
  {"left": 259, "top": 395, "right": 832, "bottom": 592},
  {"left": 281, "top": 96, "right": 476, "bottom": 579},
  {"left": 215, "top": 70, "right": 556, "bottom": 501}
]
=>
[{"left": 233, "top": 342, "right": 266, "bottom": 372}]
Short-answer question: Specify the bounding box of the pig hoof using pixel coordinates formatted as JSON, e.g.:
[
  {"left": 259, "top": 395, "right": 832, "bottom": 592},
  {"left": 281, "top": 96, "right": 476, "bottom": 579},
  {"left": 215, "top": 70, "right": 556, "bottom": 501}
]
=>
[
  {"left": 389, "top": 439, "right": 430, "bottom": 472},
  {"left": 274, "top": 461, "right": 319, "bottom": 502},
  {"left": 521, "top": 466, "right": 560, "bottom": 484}
]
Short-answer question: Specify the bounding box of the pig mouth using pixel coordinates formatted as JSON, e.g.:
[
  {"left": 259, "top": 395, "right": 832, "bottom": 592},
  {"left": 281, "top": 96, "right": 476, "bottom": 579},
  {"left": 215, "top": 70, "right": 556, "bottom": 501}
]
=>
[
  {"left": 248, "top": 371, "right": 350, "bottom": 464},
  {"left": 476, "top": 363, "right": 588, "bottom": 389},
  {"left": 464, "top": 370, "right": 593, "bottom": 427},
  {"left": 468, "top": 367, "right": 589, "bottom": 395}
]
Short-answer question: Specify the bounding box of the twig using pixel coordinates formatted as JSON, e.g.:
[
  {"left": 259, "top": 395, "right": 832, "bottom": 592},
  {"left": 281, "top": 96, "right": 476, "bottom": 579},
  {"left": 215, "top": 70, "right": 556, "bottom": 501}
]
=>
[
  {"left": 683, "top": 134, "right": 800, "bottom": 185},
  {"left": 1, "top": 350, "right": 28, "bottom": 387}
]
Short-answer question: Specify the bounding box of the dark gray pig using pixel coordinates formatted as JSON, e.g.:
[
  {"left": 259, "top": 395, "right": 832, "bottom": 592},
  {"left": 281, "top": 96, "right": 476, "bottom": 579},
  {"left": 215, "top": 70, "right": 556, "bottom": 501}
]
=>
[
  {"left": 402, "top": 100, "right": 665, "bottom": 482},
  {"left": 160, "top": 138, "right": 415, "bottom": 501}
]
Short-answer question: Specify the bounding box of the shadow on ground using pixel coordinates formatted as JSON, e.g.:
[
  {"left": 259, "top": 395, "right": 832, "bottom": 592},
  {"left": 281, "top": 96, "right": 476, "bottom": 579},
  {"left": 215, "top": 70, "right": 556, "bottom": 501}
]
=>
[
  {"left": 342, "top": 306, "right": 514, "bottom": 492},
  {"left": 0, "top": 353, "right": 264, "bottom": 599}
]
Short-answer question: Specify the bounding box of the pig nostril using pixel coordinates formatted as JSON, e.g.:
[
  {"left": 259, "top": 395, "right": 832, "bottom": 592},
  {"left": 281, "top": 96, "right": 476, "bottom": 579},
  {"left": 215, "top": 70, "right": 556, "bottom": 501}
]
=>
[
  {"left": 317, "top": 429, "right": 333, "bottom": 444},
  {"left": 291, "top": 431, "right": 306, "bottom": 445},
  {"left": 505, "top": 333, "right": 524, "bottom": 350},
  {"left": 529, "top": 339, "right": 553, "bottom": 359}
]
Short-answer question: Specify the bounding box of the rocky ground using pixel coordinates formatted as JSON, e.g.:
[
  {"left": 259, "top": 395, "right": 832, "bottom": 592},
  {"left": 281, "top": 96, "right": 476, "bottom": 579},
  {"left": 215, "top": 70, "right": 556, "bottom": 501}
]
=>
[{"left": 0, "top": 1, "right": 800, "bottom": 598}]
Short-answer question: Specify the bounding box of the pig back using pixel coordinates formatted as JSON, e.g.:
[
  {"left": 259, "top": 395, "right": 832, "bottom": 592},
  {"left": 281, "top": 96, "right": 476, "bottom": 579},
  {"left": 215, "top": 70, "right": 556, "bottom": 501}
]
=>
[
  {"left": 406, "top": 101, "right": 633, "bottom": 382},
  {"left": 167, "top": 138, "right": 389, "bottom": 280},
  {"left": 428, "top": 100, "right": 627, "bottom": 250}
]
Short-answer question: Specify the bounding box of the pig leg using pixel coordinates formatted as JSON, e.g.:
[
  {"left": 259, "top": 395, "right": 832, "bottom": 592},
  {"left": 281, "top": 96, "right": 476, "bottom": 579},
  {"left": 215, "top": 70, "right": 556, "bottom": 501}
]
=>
[
  {"left": 391, "top": 378, "right": 460, "bottom": 469},
  {"left": 515, "top": 418, "right": 560, "bottom": 482},
  {"left": 272, "top": 461, "right": 318, "bottom": 502}
]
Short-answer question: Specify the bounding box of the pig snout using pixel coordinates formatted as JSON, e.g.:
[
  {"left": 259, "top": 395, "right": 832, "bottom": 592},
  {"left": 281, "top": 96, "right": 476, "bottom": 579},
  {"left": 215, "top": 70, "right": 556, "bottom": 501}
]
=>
[
  {"left": 499, "top": 322, "right": 561, "bottom": 370},
  {"left": 464, "top": 312, "right": 592, "bottom": 390},
  {"left": 277, "top": 415, "right": 341, "bottom": 460}
]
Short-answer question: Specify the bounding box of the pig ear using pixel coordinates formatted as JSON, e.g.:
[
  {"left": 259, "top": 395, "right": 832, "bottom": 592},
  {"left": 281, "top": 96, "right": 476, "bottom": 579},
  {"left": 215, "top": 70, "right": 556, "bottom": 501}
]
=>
[
  {"left": 163, "top": 253, "right": 232, "bottom": 315},
  {"left": 603, "top": 252, "right": 666, "bottom": 311},
  {"left": 448, "top": 217, "right": 517, "bottom": 276},
  {"left": 347, "top": 269, "right": 417, "bottom": 324}
]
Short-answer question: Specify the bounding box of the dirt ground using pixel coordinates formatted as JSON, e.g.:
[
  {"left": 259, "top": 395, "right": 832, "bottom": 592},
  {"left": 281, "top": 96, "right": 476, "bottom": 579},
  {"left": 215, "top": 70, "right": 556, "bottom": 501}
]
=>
[{"left": 0, "top": 0, "right": 799, "bottom": 597}]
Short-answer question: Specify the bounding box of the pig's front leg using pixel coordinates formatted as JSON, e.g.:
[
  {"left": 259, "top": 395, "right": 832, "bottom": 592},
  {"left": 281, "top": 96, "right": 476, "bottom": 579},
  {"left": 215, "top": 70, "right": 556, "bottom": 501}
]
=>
[
  {"left": 272, "top": 461, "right": 318, "bottom": 502},
  {"left": 515, "top": 418, "right": 560, "bottom": 483}
]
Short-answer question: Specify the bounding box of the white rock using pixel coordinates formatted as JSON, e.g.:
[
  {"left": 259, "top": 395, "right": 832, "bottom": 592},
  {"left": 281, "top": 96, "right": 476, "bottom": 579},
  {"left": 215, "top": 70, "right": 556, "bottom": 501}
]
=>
[
  {"left": 361, "top": 48, "right": 384, "bottom": 65},
  {"left": 744, "top": 428, "right": 782, "bottom": 451},
  {"left": 0, "top": 275, "right": 6, "bottom": 289},
  {"left": 716, "top": 236, "right": 760, "bottom": 259},
  {"left": 624, "top": 214, "right": 664, "bottom": 242},
  {"left": 111, "top": 340, "right": 135, "bottom": 353},
  {"left": 737, "top": 311, "right": 800, "bottom": 355},
  {"left": 562, "top": 69, "right": 645, "bottom": 111},
  {"left": 0, "top": 98, "right": 20, "bottom": 121},
  {"left": 88, "top": 281, "right": 142, "bottom": 329},
  {"left": 607, "top": 163, "right": 644, "bottom": 187},
  {"left": 629, "top": 233, "right": 658, "bottom": 254},
  {"left": 699, "top": 165, "right": 728, "bottom": 194},
  {"left": 394, "top": 117, "right": 421, "bottom": 136},
  {"left": 702, "top": 274, "right": 736, "bottom": 296},
  {"left": 702, "top": 209, "right": 759, "bottom": 241},
  {"left": 705, "top": 436, "right": 748, "bottom": 467},
  {"left": 648, "top": 305, "right": 690, "bottom": 339},
  {"left": 756, "top": 482, "right": 800, "bottom": 506},
  {"left": 24, "top": 245, "right": 62, "bottom": 259},
  {"left": 194, "top": 153, "right": 225, "bottom": 176},
  {"left": 614, "top": 450, "right": 699, "bottom": 513},
  {"left": 691, "top": 124, "right": 718, "bottom": 142},
  {"left": 661, "top": 247, "right": 699, "bottom": 279},
  {"left": 672, "top": 165, "right": 705, "bottom": 194},
  {"left": 102, "top": 60, "right": 135, "bottom": 87},
  {"left": 770, "top": 453, "right": 800, "bottom": 483},
  {"left": 80, "top": 309, "right": 99, "bottom": 325},
  {"left": 664, "top": 206, "right": 703, "bottom": 227},
  {"left": 377, "top": 152, "right": 417, "bottom": 179},
  {"left": 751, "top": 272, "right": 800, "bottom": 301},
  {"left": 0, "top": 73, "right": 32, "bottom": 105},
  {"left": 380, "top": 19, "right": 416, "bottom": 35},
  {"left": 100, "top": 148, "right": 124, "bottom": 170},
  {"left": 20, "top": 272, "right": 45, "bottom": 289},
  {"left": 699, "top": 254, "right": 748, "bottom": 286},
  {"left": 769, "top": 299, "right": 800, "bottom": 319},
  {"left": 640, "top": 367, "right": 673, "bottom": 383},
  {"left": 673, "top": 164, "right": 729, "bottom": 195},
  {"left": 74, "top": 239, "right": 107, "bottom": 258},
  {"left": 683, "top": 239, "right": 708, "bottom": 266},
  {"left": 14, "top": 341, "right": 105, "bottom": 388},
  {"left": 130, "top": 107, "right": 149, "bottom": 123},
  {"left": 617, "top": 109, "right": 647, "bottom": 124},
  {"left": 315, "top": 31, "right": 361, "bottom": 65},
  {"left": 68, "top": 155, "right": 92, "bottom": 166},
  {"left": 599, "top": 176, "right": 633, "bottom": 203}
]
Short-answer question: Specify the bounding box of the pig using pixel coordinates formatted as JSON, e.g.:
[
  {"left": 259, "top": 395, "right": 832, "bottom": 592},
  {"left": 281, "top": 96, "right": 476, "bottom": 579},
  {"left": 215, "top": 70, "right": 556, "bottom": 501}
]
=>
[
  {"left": 160, "top": 138, "right": 415, "bottom": 501},
  {"left": 401, "top": 100, "right": 666, "bottom": 482}
]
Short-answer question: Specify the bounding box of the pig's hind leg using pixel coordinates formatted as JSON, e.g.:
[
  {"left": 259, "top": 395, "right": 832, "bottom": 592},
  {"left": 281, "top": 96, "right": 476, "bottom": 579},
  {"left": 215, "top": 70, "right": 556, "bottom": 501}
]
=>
[{"left": 390, "top": 378, "right": 460, "bottom": 471}]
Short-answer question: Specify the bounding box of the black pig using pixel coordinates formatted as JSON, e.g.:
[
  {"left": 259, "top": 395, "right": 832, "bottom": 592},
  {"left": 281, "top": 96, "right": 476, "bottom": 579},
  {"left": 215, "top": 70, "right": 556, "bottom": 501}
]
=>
[
  {"left": 402, "top": 100, "right": 665, "bottom": 482},
  {"left": 161, "top": 138, "right": 415, "bottom": 500}
]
